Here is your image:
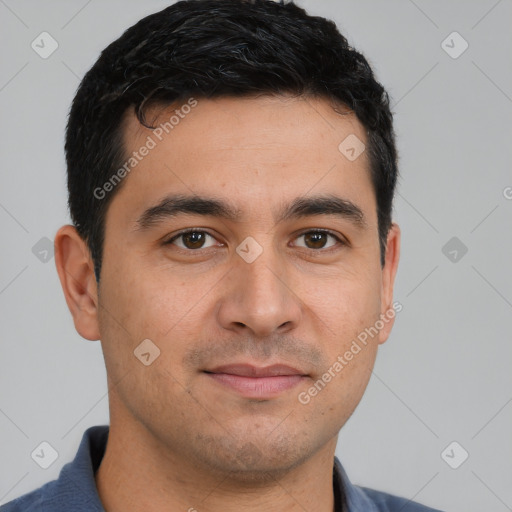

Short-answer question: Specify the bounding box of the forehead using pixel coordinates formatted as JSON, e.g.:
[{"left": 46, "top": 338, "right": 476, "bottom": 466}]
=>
[
  {"left": 124, "top": 94, "right": 366, "bottom": 155},
  {"left": 112, "top": 95, "right": 375, "bottom": 224}
]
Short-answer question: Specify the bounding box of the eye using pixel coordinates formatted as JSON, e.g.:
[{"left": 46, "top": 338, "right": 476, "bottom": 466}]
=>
[
  {"left": 165, "top": 230, "right": 220, "bottom": 250},
  {"left": 164, "top": 229, "right": 344, "bottom": 252},
  {"left": 293, "top": 230, "right": 344, "bottom": 250}
]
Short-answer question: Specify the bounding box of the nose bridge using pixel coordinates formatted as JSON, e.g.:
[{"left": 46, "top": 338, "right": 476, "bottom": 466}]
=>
[
  {"left": 216, "top": 238, "right": 302, "bottom": 336},
  {"left": 241, "top": 250, "right": 285, "bottom": 308}
]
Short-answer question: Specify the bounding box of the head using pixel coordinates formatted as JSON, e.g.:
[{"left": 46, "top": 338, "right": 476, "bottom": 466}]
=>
[{"left": 56, "top": 0, "right": 400, "bottom": 480}]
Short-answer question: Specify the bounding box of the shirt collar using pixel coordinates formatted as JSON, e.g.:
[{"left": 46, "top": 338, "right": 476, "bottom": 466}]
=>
[
  {"left": 333, "top": 456, "right": 380, "bottom": 512},
  {"left": 48, "top": 425, "right": 107, "bottom": 511}
]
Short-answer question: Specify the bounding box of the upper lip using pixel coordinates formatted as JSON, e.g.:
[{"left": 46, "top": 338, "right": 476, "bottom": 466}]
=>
[{"left": 205, "top": 363, "right": 307, "bottom": 377}]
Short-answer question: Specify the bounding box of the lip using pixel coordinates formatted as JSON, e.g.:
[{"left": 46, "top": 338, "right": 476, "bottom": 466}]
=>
[
  {"left": 206, "top": 363, "right": 306, "bottom": 377},
  {"left": 204, "top": 363, "right": 308, "bottom": 399}
]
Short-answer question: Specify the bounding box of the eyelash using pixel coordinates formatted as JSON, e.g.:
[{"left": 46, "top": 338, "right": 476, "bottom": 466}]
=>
[{"left": 164, "top": 228, "right": 346, "bottom": 253}]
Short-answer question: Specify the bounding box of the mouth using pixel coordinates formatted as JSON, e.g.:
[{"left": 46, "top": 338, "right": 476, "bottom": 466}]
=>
[{"left": 203, "top": 363, "right": 309, "bottom": 399}]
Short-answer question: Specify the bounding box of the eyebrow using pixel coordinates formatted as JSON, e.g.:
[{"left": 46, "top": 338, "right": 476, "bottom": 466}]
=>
[{"left": 134, "top": 193, "right": 367, "bottom": 231}]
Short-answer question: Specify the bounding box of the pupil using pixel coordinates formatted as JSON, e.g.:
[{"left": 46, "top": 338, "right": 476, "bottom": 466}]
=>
[
  {"left": 305, "top": 232, "right": 326, "bottom": 249},
  {"left": 184, "top": 232, "right": 204, "bottom": 249}
]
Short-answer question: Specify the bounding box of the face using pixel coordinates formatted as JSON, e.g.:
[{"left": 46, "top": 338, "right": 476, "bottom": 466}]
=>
[{"left": 59, "top": 95, "right": 400, "bottom": 479}]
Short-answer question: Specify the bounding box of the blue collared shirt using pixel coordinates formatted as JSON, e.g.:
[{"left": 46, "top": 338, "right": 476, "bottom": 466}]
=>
[{"left": 1, "top": 425, "right": 443, "bottom": 511}]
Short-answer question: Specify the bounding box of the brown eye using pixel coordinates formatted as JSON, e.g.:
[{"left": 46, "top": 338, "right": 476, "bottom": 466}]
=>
[
  {"left": 167, "top": 231, "right": 218, "bottom": 250},
  {"left": 294, "top": 231, "right": 341, "bottom": 250}
]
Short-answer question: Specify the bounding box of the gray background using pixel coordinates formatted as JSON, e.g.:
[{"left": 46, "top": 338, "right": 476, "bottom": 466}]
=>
[{"left": 1, "top": 1, "right": 511, "bottom": 510}]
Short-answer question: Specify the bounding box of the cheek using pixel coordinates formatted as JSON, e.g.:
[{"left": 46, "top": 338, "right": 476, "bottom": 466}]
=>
[
  {"left": 101, "top": 252, "right": 209, "bottom": 340},
  {"left": 96, "top": 263, "right": 203, "bottom": 418},
  {"left": 301, "top": 266, "right": 382, "bottom": 406},
  {"left": 295, "top": 339, "right": 377, "bottom": 440},
  {"left": 307, "top": 267, "right": 382, "bottom": 341},
  {"left": 97, "top": 261, "right": 226, "bottom": 403}
]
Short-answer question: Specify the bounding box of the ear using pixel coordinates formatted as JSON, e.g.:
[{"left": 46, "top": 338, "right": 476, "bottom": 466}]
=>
[
  {"left": 54, "top": 225, "right": 100, "bottom": 341},
  {"left": 378, "top": 222, "right": 401, "bottom": 345}
]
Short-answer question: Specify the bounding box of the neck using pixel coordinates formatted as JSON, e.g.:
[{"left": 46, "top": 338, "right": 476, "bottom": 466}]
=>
[{"left": 95, "top": 417, "right": 339, "bottom": 512}]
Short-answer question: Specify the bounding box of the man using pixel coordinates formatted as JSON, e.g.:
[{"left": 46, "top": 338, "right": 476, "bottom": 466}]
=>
[{"left": 1, "top": 1, "right": 443, "bottom": 510}]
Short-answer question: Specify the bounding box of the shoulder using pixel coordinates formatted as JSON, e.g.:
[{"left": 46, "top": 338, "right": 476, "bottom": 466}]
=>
[
  {"left": 1, "top": 425, "right": 108, "bottom": 512},
  {"left": 357, "top": 485, "right": 444, "bottom": 512},
  {"left": 0, "top": 480, "right": 55, "bottom": 511},
  {"left": 0, "top": 475, "right": 103, "bottom": 512},
  {"left": 334, "top": 456, "right": 444, "bottom": 512}
]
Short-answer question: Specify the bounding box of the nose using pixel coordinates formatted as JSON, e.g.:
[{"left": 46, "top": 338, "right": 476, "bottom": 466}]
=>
[{"left": 216, "top": 247, "right": 303, "bottom": 338}]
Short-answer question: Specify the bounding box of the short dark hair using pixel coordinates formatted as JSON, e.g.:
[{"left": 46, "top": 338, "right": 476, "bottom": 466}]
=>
[{"left": 65, "top": 0, "right": 399, "bottom": 281}]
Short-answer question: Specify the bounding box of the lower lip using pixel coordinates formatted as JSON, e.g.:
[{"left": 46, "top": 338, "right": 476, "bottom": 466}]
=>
[{"left": 205, "top": 372, "right": 306, "bottom": 399}]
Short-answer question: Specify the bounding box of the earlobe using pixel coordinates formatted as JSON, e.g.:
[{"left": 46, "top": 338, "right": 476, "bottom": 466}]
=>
[
  {"left": 378, "top": 222, "right": 401, "bottom": 345},
  {"left": 54, "top": 225, "right": 101, "bottom": 341}
]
